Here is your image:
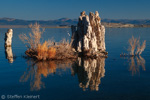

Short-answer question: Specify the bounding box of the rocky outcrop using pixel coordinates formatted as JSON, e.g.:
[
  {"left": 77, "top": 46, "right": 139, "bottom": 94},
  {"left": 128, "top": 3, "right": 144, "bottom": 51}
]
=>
[
  {"left": 71, "top": 11, "right": 107, "bottom": 57},
  {"left": 72, "top": 57, "right": 105, "bottom": 91},
  {"left": 5, "top": 29, "right": 13, "bottom": 46}
]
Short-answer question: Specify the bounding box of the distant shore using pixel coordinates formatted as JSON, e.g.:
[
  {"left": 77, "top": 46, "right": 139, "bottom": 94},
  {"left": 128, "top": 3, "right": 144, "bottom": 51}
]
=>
[
  {"left": 0, "top": 23, "right": 150, "bottom": 28},
  {"left": 0, "top": 25, "right": 70, "bottom": 28},
  {"left": 103, "top": 23, "right": 150, "bottom": 28}
]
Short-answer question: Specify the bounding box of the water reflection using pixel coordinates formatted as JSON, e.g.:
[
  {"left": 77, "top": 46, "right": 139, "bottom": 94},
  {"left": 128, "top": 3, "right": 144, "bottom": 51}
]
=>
[
  {"left": 5, "top": 46, "right": 13, "bottom": 63},
  {"left": 72, "top": 57, "right": 105, "bottom": 91},
  {"left": 129, "top": 56, "right": 145, "bottom": 75},
  {"left": 20, "top": 59, "right": 73, "bottom": 91},
  {"left": 20, "top": 57, "right": 105, "bottom": 91}
]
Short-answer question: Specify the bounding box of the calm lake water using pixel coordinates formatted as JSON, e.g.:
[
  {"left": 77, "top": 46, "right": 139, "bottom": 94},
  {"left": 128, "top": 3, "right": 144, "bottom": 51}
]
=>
[{"left": 0, "top": 28, "right": 150, "bottom": 100}]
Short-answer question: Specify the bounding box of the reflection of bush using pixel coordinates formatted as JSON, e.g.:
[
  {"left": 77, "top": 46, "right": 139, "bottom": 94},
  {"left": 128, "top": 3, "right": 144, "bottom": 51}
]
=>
[
  {"left": 72, "top": 57, "right": 105, "bottom": 91},
  {"left": 20, "top": 59, "right": 73, "bottom": 91},
  {"left": 129, "top": 56, "right": 145, "bottom": 75},
  {"left": 20, "top": 57, "right": 105, "bottom": 91},
  {"left": 20, "top": 61, "right": 56, "bottom": 91},
  {"left": 36, "top": 61, "right": 56, "bottom": 77}
]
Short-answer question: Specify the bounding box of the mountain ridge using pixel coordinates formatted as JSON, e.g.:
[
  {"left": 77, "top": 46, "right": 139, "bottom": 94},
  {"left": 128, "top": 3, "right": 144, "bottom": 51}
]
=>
[
  {"left": 0, "top": 17, "right": 150, "bottom": 28},
  {"left": 1, "top": 17, "right": 150, "bottom": 25}
]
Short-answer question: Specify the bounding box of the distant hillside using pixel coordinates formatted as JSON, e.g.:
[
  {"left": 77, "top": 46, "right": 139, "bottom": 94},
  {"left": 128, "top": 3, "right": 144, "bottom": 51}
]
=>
[
  {"left": 101, "top": 19, "right": 150, "bottom": 25},
  {"left": 0, "top": 17, "right": 150, "bottom": 28},
  {"left": 0, "top": 17, "right": 78, "bottom": 26}
]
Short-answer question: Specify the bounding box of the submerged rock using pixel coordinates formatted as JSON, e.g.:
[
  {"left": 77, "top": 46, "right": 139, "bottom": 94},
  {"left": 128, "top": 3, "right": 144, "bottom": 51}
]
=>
[{"left": 71, "top": 11, "right": 107, "bottom": 57}]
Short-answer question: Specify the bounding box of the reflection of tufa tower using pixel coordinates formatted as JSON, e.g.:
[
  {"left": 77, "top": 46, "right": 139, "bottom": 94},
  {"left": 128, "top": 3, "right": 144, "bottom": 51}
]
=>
[
  {"left": 4, "top": 29, "right": 13, "bottom": 63},
  {"left": 71, "top": 11, "right": 106, "bottom": 57},
  {"left": 72, "top": 58, "right": 105, "bottom": 91},
  {"left": 5, "top": 46, "right": 13, "bottom": 63}
]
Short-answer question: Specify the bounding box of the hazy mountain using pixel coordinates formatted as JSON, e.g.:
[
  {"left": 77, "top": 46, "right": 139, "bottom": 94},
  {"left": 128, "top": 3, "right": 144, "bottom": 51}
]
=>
[
  {"left": 0, "top": 17, "right": 150, "bottom": 26},
  {"left": 0, "top": 17, "right": 78, "bottom": 26},
  {"left": 101, "top": 19, "right": 150, "bottom": 25}
]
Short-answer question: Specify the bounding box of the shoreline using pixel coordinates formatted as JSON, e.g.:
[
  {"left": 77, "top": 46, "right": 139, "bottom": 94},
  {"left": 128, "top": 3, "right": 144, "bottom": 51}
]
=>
[
  {"left": 0, "top": 25, "right": 70, "bottom": 28},
  {"left": 0, "top": 24, "right": 150, "bottom": 28}
]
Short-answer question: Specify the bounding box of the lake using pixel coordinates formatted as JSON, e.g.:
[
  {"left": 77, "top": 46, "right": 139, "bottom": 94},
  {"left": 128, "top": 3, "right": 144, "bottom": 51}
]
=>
[{"left": 0, "top": 27, "right": 150, "bottom": 100}]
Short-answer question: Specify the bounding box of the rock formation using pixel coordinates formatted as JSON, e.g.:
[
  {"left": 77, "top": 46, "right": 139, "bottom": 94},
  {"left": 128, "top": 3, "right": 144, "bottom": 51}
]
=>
[
  {"left": 5, "top": 29, "right": 13, "bottom": 46},
  {"left": 5, "top": 46, "right": 13, "bottom": 63},
  {"left": 71, "top": 11, "right": 107, "bottom": 57},
  {"left": 71, "top": 57, "right": 105, "bottom": 91}
]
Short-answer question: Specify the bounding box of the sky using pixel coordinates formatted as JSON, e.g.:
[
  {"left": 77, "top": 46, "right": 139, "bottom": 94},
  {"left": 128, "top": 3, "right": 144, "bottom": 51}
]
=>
[{"left": 0, "top": 0, "right": 150, "bottom": 20}]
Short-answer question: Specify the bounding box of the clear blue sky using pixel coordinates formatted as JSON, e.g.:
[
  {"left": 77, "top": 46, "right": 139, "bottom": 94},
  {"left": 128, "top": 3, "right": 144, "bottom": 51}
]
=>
[{"left": 0, "top": 0, "right": 150, "bottom": 20}]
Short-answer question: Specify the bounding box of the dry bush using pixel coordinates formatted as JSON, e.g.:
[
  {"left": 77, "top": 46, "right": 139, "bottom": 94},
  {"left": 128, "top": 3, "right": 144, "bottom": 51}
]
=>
[
  {"left": 19, "top": 23, "right": 45, "bottom": 50},
  {"left": 25, "top": 38, "right": 76, "bottom": 60},
  {"left": 36, "top": 41, "right": 56, "bottom": 60},
  {"left": 20, "top": 23, "right": 76, "bottom": 60},
  {"left": 47, "top": 39, "right": 55, "bottom": 47},
  {"left": 128, "top": 36, "right": 146, "bottom": 56},
  {"left": 37, "top": 41, "right": 48, "bottom": 60},
  {"left": 55, "top": 38, "right": 77, "bottom": 59},
  {"left": 136, "top": 40, "right": 146, "bottom": 55},
  {"left": 47, "top": 47, "right": 56, "bottom": 59},
  {"left": 128, "top": 36, "right": 139, "bottom": 55}
]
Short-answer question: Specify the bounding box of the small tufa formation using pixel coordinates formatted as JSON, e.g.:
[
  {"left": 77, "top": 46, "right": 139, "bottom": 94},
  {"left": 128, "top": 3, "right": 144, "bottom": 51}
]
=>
[
  {"left": 71, "top": 11, "right": 107, "bottom": 57},
  {"left": 5, "top": 29, "right": 13, "bottom": 47}
]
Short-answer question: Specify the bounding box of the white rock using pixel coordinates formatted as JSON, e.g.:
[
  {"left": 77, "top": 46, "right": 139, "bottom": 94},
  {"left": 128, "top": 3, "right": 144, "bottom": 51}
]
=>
[
  {"left": 77, "top": 40, "right": 82, "bottom": 52},
  {"left": 91, "top": 33, "right": 98, "bottom": 52},
  {"left": 83, "top": 35, "right": 89, "bottom": 50},
  {"left": 71, "top": 11, "right": 106, "bottom": 54},
  {"left": 5, "top": 29, "right": 13, "bottom": 46}
]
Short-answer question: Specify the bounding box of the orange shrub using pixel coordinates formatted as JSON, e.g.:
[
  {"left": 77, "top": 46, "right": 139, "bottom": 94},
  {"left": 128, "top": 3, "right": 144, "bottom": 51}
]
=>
[
  {"left": 36, "top": 41, "right": 56, "bottom": 60},
  {"left": 37, "top": 41, "right": 48, "bottom": 60},
  {"left": 47, "top": 47, "right": 56, "bottom": 59}
]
